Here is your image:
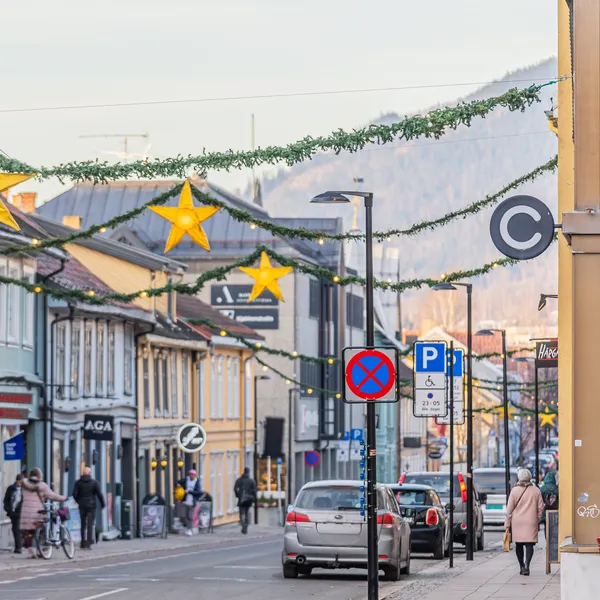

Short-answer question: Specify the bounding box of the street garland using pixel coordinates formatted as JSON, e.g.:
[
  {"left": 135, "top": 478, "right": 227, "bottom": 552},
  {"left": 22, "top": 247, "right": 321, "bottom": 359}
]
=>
[{"left": 0, "top": 82, "right": 557, "bottom": 183}]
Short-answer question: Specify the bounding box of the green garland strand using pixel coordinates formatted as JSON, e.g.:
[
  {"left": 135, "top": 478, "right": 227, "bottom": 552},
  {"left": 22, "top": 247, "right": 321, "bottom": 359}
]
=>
[{"left": 0, "top": 83, "right": 556, "bottom": 183}]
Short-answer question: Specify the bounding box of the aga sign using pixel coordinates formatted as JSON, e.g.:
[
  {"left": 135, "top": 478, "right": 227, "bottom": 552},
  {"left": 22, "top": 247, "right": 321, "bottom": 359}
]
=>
[{"left": 83, "top": 414, "right": 114, "bottom": 441}]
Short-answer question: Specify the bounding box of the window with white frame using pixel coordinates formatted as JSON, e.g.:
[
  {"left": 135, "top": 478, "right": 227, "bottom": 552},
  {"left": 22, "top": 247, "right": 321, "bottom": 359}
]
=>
[
  {"left": 182, "top": 352, "right": 189, "bottom": 418},
  {"left": 124, "top": 324, "right": 134, "bottom": 395},
  {"left": 7, "top": 261, "right": 20, "bottom": 344},
  {"left": 209, "top": 453, "right": 217, "bottom": 512},
  {"left": 227, "top": 358, "right": 234, "bottom": 419},
  {"left": 154, "top": 350, "right": 161, "bottom": 416},
  {"left": 233, "top": 359, "right": 240, "bottom": 419},
  {"left": 56, "top": 323, "right": 66, "bottom": 398},
  {"left": 198, "top": 361, "right": 205, "bottom": 421},
  {"left": 96, "top": 322, "right": 105, "bottom": 397},
  {"left": 70, "top": 323, "right": 81, "bottom": 398},
  {"left": 217, "top": 357, "right": 224, "bottom": 419},
  {"left": 233, "top": 452, "right": 240, "bottom": 511},
  {"left": 0, "top": 259, "right": 6, "bottom": 342},
  {"left": 170, "top": 350, "right": 178, "bottom": 417},
  {"left": 227, "top": 452, "right": 234, "bottom": 513},
  {"left": 107, "top": 325, "right": 116, "bottom": 396},
  {"left": 210, "top": 356, "right": 217, "bottom": 419},
  {"left": 83, "top": 321, "right": 93, "bottom": 396},
  {"left": 244, "top": 360, "right": 251, "bottom": 420},
  {"left": 217, "top": 452, "right": 225, "bottom": 516},
  {"left": 22, "top": 266, "right": 35, "bottom": 347},
  {"left": 161, "top": 352, "right": 169, "bottom": 417},
  {"left": 143, "top": 350, "right": 150, "bottom": 416},
  {"left": 245, "top": 450, "right": 253, "bottom": 477}
]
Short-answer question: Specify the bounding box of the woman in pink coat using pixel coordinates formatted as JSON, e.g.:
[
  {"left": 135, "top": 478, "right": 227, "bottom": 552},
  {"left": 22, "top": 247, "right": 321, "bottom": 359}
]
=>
[
  {"left": 505, "top": 468, "right": 544, "bottom": 576},
  {"left": 20, "top": 468, "right": 67, "bottom": 558}
]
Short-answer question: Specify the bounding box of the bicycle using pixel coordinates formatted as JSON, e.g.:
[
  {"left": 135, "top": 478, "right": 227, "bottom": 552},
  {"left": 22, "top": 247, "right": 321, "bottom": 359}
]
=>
[{"left": 34, "top": 501, "right": 75, "bottom": 560}]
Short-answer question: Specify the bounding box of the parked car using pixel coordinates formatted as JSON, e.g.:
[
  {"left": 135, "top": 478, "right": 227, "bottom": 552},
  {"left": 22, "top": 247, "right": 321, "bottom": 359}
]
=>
[
  {"left": 387, "top": 483, "right": 450, "bottom": 559},
  {"left": 473, "top": 467, "right": 519, "bottom": 526},
  {"left": 282, "top": 480, "right": 411, "bottom": 581},
  {"left": 398, "top": 471, "right": 485, "bottom": 550}
]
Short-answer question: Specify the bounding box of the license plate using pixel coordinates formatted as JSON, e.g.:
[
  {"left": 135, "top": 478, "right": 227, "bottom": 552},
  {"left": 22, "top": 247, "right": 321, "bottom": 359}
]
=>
[
  {"left": 487, "top": 504, "right": 502, "bottom": 510},
  {"left": 405, "top": 517, "right": 414, "bottom": 524}
]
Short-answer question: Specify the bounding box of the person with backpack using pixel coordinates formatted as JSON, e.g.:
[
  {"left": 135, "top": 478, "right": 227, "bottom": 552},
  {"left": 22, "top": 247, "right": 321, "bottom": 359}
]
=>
[
  {"left": 539, "top": 470, "right": 559, "bottom": 527},
  {"left": 234, "top": 468, "right": 257, "bottom": 534},
  {"left": 73, "top": 467, "right": 106, "bottom": 549},
  {"left": 177, "top": 469, "right": 202, "bottom": 536},
  {"left": 3, "top": 474, "right": 23, "bottom": 553}
]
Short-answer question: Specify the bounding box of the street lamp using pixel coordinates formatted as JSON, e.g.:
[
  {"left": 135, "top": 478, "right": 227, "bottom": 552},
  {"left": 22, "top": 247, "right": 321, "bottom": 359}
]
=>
[
  {"left": 311, "top": 189, "right": 379, "bottom": 600},
  {"left": 432, "top": 281, "right": 474, "bottom": 560},
  {"left": 288, "top": 387, "right": 301, "bottom": 508},
  {"left": 254, "top": 374, "right": 271, "bottom": 525},
  {"left": 475, "top": 328, "right": 511, "bottom": 499},
  {"left": 538, "top": 293, "right": 558, "bottom": 312},
  {"left": 514, "top": 356, "right": 540, "bottom": 482}
]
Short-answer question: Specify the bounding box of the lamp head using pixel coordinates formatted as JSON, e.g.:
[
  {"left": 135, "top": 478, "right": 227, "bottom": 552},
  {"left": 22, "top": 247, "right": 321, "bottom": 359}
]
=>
[
  {"left": 475, "top": 329, "right": 495, "bottom": 337},
  {"left": 538, "top": 294, "right": 547, "bottom": 312},
  {"left": 432, "top": 282, "right": 457, "bottom": 291},
  {"left": 310, "top": 191, "right": 352, "bottom": 204}
]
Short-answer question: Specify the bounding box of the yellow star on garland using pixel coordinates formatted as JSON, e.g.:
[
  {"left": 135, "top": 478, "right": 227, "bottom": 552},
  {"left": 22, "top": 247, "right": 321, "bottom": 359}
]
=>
[
  {"left": 239, "top": 251, "right": 293, "bottom": 302},
  {"left": 0, "top": 173, "right": 35, "bottom": 231},
  {"left": 540, "top": 407, "right": 557, "bottom": 427},
  {"left": 149, "top": 180, "right": 220, "bottom": 253},
  {"left": 494, "top": 405, "right": 517, "bottom": 420}
]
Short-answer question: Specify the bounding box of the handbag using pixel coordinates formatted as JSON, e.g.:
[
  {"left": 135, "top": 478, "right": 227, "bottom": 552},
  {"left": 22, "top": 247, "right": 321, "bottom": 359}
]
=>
[
  {"left": 503, "top": 528, "right": 511, "bottom": 552},
  {"left": 58, "top": 506, "right": 70, "bottom": 522}
]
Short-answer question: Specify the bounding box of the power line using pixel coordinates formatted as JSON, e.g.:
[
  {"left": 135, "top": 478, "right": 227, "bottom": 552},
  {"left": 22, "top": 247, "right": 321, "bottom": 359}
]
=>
[{"left": 0, "top": 77, "right": 558, "bottom": 115}]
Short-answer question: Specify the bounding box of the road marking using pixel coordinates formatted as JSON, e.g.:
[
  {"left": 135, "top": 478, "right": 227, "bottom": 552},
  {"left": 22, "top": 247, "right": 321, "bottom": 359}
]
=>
[
  {"left": 95, "top": 578, "right": 161, "bottom": 582},
  {"left": 213, "top": 566, "right": 277, "bottom": 570},
  {"left": 194, "top": 577, "right": 273, "bottom": 583},
  {"left": 77, "top": 589, "right": 128, "bottom": 600}
]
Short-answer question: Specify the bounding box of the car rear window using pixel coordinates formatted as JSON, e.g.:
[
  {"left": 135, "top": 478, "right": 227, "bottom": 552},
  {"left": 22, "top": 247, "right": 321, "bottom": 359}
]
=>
[
  {"left": 396, "top": 491, "right": 433, "bottom": 506},
  {"left": 473, "top": 471, "right": 517, "bottom": 492},
  {"left": 295, "top": 486, "right": 363, "bottom": 510},
  {"left": 403, "top": 474, "right": 460, "bottom": 498}
]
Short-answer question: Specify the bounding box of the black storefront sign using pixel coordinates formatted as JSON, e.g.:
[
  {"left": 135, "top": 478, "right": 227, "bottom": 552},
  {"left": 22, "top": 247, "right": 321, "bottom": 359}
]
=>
[
  {"left": 83, "top": 414, "right": 114, "bottom": 441},
  {"left": 536, "top": 340, "right": 558, "bottom": 369},
  {"left": 211, "top": 284, "right": 279, "bottom": 306},
  {"left": 218, "top": 307, "right": 279, "bottom": 330}
]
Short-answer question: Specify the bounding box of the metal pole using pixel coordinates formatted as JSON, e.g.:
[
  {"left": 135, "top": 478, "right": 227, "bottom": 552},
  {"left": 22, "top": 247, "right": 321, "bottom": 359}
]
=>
[
  {"left": 364, "top": 194, "right": 378, "bottom": 600},
  {"left": 253, "top": 375, "right": 259, "bottom": 525},
  {"left": 449, "top": 342, "right": 455, "bottom": 569},
  {"left": 534, "top": 366, "right": 540, "bottom": 483},
  {"left": 501, "top": 331, "right": 510, "bottom": 499},
  {"left": 465, "top": 285, "right": 474, "bottom": 560},
  {"left": 287, "top": 388, "right": 295, "bottom": 507}
]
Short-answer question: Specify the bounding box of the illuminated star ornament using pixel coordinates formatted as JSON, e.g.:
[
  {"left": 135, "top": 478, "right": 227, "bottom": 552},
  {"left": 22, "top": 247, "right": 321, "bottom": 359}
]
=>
[
  {"left": 494, "top": 405, "right": 517, "bottom": 420},
  {"left": 149, "top": 180, "right": 220, "bottom": 253},
  {"left": 239, "top": 251, "right": 293, "bottom": 302},
  {"left": 539, "top": 407, "right": 557, "bottom": 427},
  {"left": 0, "top": 173, "right": 35, "bottom": 231}
]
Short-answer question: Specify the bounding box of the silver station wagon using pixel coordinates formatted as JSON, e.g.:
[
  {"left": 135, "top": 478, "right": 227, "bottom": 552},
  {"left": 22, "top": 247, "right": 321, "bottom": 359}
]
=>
[{"left": 282, "top": 480, "right": 411, "bottom": 580}]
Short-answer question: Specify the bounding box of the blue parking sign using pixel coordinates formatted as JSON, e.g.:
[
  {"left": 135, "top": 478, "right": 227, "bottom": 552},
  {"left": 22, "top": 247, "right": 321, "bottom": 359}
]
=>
[
  {"left": 415, "top": 342, "right": 446, "bottom": 372},
  {"left": 351, "top": 429, "right": 363, "bottom": 442},
  {"left": 446, "top": 349, "right": 464, "bottom": 377}
]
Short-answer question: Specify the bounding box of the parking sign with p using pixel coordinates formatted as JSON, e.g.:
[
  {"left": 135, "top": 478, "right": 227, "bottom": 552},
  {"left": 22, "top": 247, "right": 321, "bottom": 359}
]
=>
[{"left": 413, "top": 341, "right": 448, "bottom": 417}]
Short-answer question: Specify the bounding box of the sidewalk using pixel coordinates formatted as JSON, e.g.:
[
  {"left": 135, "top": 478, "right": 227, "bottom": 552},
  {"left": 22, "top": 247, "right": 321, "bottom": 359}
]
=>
[
  {"left": 0, "top": 523, "right": 280, "bottom": 572},
  {"left": 383, "top": 544, "right": 560, "bottom": 600}
]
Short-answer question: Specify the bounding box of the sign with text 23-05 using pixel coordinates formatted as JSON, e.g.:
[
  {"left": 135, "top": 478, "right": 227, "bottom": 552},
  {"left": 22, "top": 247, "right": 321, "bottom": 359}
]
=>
[
  {"left": 437, "top": 348, "right": 465, "bottom": 425},
  {"left": 413, "top": 341, "right": 448, "bottom": 417}
]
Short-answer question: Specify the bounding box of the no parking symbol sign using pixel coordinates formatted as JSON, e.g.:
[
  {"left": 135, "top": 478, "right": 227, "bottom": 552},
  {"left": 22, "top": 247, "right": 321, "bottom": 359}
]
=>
[{"left": 342, "top": 347, "right": 399, "bottom": 404}]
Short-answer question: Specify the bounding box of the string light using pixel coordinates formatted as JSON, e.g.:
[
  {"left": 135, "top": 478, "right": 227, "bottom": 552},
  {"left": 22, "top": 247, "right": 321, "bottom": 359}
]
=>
[
  {"left": 31, "top": 238, "right": 40, "bottom": 246},
  {"left": 33, "top": 286, "right": 42, "bottom": 293},
  {"left": 262, "top": 365, "right": 269, "bottom": 372},
  {"left": 255, "top": 343, "right": 262, "bottom": 349},
  {"left": 291, "top": 351, "right": 298, "bottom": 357},
  {"left": 87, "top": 290, "right": 95, "bottom": 297},
  {"left": 335, "top": 393, "right": 341, "bottom": 399},
  {"left": 219, "top": 330, "right": 227, "bottom": 337},
  {"left": 285, "top": 379, "right": 291, "bottom": 385},
  {"left": 333, "top": 276, "right": 340, "bottom": 283},
  {"left": 140, "top": 291, "right": 148, "bottom": 298},
  {"left": 441, "top": 273, "right": 446, "bottom": 280},
  {"left": 318, "top": 238, "right": 324, "bottom": 245},
  {"left": 307, "top": 388, "right": 313, "bottom": 394},
  {"left": 249, "top": 223, "right": 257, "bottom": 230},
  {"left": 99, "top": 227, "right": 107, "bottom": 233}
]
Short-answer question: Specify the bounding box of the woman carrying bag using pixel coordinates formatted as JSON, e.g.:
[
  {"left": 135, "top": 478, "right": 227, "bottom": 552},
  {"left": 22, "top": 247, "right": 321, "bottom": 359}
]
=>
[{"left": 504, "top": 469, "right": 544, "bottom": 576}]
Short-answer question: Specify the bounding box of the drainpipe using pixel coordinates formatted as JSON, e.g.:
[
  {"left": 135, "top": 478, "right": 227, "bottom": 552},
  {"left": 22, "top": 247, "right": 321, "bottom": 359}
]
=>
[
  {"left": 134, "top": 323, "right": 156, "bottom": 538},
  {"left": 243, "top": 355, "right": 253, "bottom": 470},
  {"left": 49, "top": 304, "right": 74, "bottom": 490}
]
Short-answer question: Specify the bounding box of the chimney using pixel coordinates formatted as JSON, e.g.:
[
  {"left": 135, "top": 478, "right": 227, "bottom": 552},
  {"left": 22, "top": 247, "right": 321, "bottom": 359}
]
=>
[
  {"left": 62, "top": 216, "right": 82, "bottom": 229},
  {"left": 11, "top": 192, "right": 37, "bottom": 214}
]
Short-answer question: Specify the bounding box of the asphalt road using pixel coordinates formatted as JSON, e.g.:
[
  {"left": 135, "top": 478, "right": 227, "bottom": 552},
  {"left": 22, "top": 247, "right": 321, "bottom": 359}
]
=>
[{"left": 0, "top": 530, "right": 504, "bottom": 600}]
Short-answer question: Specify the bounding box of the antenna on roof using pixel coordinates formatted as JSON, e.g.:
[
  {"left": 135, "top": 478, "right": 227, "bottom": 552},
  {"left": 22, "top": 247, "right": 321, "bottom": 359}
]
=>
[
  {"left": 251, "top": 115, "right": 262, "bottom": 206},
  {"left": 79, "top": 133, "right": 151, "bottom": 163}
]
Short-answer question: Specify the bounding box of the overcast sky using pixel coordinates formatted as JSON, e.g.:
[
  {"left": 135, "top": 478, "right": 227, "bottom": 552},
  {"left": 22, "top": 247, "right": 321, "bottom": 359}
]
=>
[{"left": 1, "top": 0, "right": 557, "bottom": 202}]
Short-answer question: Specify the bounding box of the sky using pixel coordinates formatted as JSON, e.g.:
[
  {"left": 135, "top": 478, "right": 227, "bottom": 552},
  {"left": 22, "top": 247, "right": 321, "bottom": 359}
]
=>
[{"left": 1, "top": 0, "right": 557, "bottom": 203}]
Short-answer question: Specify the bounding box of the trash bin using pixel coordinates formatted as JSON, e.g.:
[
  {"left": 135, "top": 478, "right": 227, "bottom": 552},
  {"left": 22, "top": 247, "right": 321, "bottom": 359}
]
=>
[{"left": 121, "top": 499, "right": 133, "bottom": 539}]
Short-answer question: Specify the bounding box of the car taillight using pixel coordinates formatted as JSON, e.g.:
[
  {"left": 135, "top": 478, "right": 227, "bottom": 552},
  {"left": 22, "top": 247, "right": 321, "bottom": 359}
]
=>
[
  {"left": 398, "top": 473, "right": 406, "bottom": 484},
  {"left": 457, "top": 472, "right": 467, "bottom": 503},
  {"left": 286, "top": 511, "right": 310, "bottom": 524},
  {"left": 377, "top": 513, "right": 395, "bottom": 528},
  {"left": 426, "top": 509, "right": 439, "bottom": 526}
]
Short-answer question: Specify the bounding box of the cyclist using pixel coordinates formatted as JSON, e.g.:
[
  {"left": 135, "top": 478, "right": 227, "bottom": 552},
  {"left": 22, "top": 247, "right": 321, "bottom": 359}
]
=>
[{"left": 20, "top": 468, "right": 67, "bottom": 558}]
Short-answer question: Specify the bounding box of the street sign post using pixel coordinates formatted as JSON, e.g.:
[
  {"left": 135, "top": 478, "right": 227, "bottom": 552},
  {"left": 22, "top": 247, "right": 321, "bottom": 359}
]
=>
[
  {"left": 304, "top": 451, "right": 320, "bottom": 468},
  {"left": 177, "top": 423, "right": 207, "bottom": 454},
  {"left": 343, "top": 347, "right": 399, "bottom": 404},
  {"left": 413, "top": 341, "right": 448, "bottom": 417},
  {"left": 438, "top": 348, "right": 465, "bottom": 425}
]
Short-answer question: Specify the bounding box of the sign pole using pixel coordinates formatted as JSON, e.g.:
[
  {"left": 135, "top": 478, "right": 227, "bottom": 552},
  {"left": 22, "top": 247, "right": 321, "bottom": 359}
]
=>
[
  {"left": 534, "top": 366, "right": 540, "bottom": 483},
  {"left": 465, "top": 285, "right": 474, "bottom": 561},
  {"left": 364, "top": 193, "right": 378, "bottom": 600},
  {"left": 448, "top": 342, "right": 455, "bottom": 569}
]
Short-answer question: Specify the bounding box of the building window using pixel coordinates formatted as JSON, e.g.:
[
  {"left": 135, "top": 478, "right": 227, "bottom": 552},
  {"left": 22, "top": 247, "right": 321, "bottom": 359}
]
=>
[
  {"left": 83, "top": 321, "right": 93, "bottom": 396},
  {"left": 143, "top": 350, "right": 150, "bottom": 417},
  {"left": 56, "top": 323, "right": 66, "bottom": 399},
  {"left": 309, "top": 278, "right": 321, "bottom": 320},
  {"left": 245, "top": 450, "right": 253, "bottom": 476},
  {"left": 7, "top": 261, "right": 20, "bottom": 343},
  {"left": 154, "top": 350, "right": 161, "bottom": 416},
  {"left": 22, "top": 266, "right": 35, "bottom": 347},
  {"left": 182, "top": 352, "right": 189, "bottom": 418},
  {"left": 210, "top": 356, "right": 217, "bottom": 419},
  {"left": 198, "top": 361, "right": 205, "bottom": 421},
  {"left": 70, "top": 323, "right": 81, "bottom": 398},
  {"left": 233, "top": 359, "right": 240, "bottom": 419},
  {"left": 171, "top": 350, "right": 178, "bottom": 418},
  {"left": 217, "top": 357, "right": 224, "bottom": 419},
  {"left": 124, "top": 324, "right": 134, "bottom": 395},
  {"left": 162, "top": 352, "right": 169, "bottom": 417},
  {"left": 107, "top": 325, "right": 116, "bottom": 396},
  {"left": 96, "top": 322, "right": 105, "bottom": 397},
  {"left": 227, "top": 358, "right": 234, "bottom": 419},
  {"left": 210, "top": 453, "right": 217, "bottom": 515},
  {"left": 244, "top": 360, "right": 251, "bottom": 420},
  {"left": 215, "top": 452, "right": 225, "bottom": 516},
  {"left": 227, "top": 452, "right": 234, "bottom": 514},
  {"left": 0, "top": 260, "right": 6, "bottom": 343},
  {"left": 346, "top": 293, "right": 364, "bottom": 329}
]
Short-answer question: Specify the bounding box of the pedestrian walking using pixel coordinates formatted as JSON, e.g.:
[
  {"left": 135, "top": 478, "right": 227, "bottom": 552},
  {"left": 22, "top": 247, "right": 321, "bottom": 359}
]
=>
[
  {"left": 73, "top": 467, "right": 106, "bottom": 549},
  {"left": 234, "top": 468, "right": 257, "bottom": 534},
  {"left": 505, "top": 468, "right": 544, "bottom": 576},
  {"left": 3, "top": 474, "right": 23, "bottom": 553},
  {"left": 20, "top": 468, "right": 67, "bottom": 558},
  {"left": 177, "top": 469, "right": 202, "bottom": 536}
]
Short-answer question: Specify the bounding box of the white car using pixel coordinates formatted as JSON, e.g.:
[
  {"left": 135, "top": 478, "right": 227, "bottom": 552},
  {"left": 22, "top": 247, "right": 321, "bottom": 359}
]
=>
[{"left": 473, "top": 468, "right": 519, "bottom": 526}]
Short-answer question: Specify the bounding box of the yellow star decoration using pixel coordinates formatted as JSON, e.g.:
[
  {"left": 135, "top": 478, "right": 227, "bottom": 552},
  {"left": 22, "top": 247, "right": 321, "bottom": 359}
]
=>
[
  {"left": 149, "top": 180, "right": 220, "bottom": 253},
  {"left": 239, "top": 251, "right": 293, "bottom": 302},
  {"left": 0, "top": 173, "right": 35, "bottom": 231},
  {"left": 494, "top": 405, "right": 517, "bottom": 420},
  {"left": 539, "top": 407, "right": 557, "bottom": 427}
]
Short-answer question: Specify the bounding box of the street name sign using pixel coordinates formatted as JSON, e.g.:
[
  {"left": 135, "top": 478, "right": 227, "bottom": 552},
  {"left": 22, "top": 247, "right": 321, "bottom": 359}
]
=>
[
  {"left": 437, "top": 348, "right": 466, "bottom": 425},
  {"left": 343, "top": 347, "right": 399, "bottom": 404},
  {"left": 413, "top": 341, "right": 448, "bottom": 417}
]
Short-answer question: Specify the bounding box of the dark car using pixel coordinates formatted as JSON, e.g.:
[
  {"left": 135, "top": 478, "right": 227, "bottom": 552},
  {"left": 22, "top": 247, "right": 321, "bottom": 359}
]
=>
[
  {"left": 398, "top": 471, "right": 485, "bottom": 551},
  {"left": 387, "top": 484, "right": 450, "bottom": 559}
]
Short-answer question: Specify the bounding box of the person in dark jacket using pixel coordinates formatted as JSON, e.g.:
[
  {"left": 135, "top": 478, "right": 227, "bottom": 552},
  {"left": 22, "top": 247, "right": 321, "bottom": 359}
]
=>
[
  {"left": 177, "top": 469, "right": 202, "bottom": 536},
  {"left": 73, "top": 467, "right": 106, "bottom": 549},
  {"left": 234, "top": 468, "right": 257, "bottom": 534},
  {"left": 3, "top": 474, "right": 23, "bottom": 553}
]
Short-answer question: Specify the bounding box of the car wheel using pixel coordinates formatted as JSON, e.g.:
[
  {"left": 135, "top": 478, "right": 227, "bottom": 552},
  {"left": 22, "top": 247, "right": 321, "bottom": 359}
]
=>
[
  {"left": 283, "top": 563, "right": 298, "bottom": 579},
  {"left": 434, "top": 536, "right": 445, "bottom": 560},
  {"left": 477, "top": 528, "right": 484, "bottom": 551},
  {"left": 400, "top": 549, "right": 411, "bottom": 576},
  {"left": 298, "top": 566, "right": 312, "bottom": 577},
  {"left": 383, "top": 563, "right": 401, "bottom": 581}
]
